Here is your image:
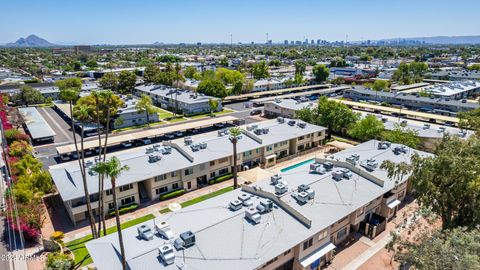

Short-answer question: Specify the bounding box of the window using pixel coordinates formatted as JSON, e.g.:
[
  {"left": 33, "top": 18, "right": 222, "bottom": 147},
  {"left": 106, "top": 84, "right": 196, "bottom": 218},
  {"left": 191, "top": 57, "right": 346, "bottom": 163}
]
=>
[
  {"left": 219, "top": 168, "right": 229, "bottom": 175},
  {"left": 107, "top": 202, "right": 114, "bottom": 210},
  {"left": 256, "top": 148, "right": 261, "bottom": 153},
  {"left": 187, "top": 182, "right": 191, "bottom": 189},
  {"left": 303, "top": 238, "right": 313, "bottom": 250},
  {"left": 243, "top": 150, "right": 252, "bottom": 157},
  {"left": 106, "top": 189, "right": 112, "bottom": 196},
  {"left": 283, "top": 249, "right": 291, "bottom": 256},
  {"left": 120, "top": 196, "right": 135, "bottom": 206},
  {"left": 210, "top": 171, "right": 216, "bottom": 178},
  {"left": 306, "top": 134, "right": 311, "bottom": 138},
  {"left": 155, "top": 174, "right": 167, "bottom": 182},
  {"left": 184, "top": 168, "right": 193, "bottom": 176},
  {"left": 274, "top": 143, "right": 278, "bottom": 148},
  {"left": 218, "top": 157, "right": 228, "bottom": 163},
  {"left": 210, "top": 161, "right": 215, "bottom": 166},
  {"left": 155, "top": 186, "right": 168, "bottom": 195},
  {"left": 299, "top": 136, "right": 305, "bottom": 140},
  {"left": 119, "top": 184, "right": 133, "bottom": 192},
  {"left": 317, "top": 132, "right": 323, "bottom": 136},
  {"left": 172, "top": 183, "right": 179, "bottom": 190},
  {"left": 171, "top": 171, "right": 177, "bottom": 177},
  {"left": 337, "top": 227, "right": 348, "bottom": 239},
  {"left": 267, "top": 145, "right": 273, "bottom": 151},
  {"left": 318, "top": 230, "right": 328, "bottom": 241}
]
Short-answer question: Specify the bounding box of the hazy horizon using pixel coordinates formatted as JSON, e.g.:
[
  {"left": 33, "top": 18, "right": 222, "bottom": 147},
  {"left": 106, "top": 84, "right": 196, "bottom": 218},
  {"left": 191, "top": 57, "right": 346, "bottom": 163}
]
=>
[{"left": 1, "top": 0, "right": 480, "bottom": 45}]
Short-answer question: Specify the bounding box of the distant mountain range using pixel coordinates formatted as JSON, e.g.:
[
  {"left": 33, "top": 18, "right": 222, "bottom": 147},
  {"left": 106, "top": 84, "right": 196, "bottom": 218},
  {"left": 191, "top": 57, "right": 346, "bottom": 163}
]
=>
[{"left": 6, "top": 34, "right": 56, "bottom": 47}]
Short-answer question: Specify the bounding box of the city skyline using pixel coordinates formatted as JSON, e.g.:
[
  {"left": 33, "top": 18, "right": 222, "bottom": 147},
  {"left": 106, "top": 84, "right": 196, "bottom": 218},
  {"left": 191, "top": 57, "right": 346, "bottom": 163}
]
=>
[{"left": 1, "top": 0, "right": 480, "bottom": 45}]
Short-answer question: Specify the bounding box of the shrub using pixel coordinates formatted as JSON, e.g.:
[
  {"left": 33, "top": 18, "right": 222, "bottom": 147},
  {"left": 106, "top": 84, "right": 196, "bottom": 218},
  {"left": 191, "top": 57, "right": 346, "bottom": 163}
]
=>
[
  {"left": 209, "top": 173, "right": 233, "bottom": 185},
  {"left": 159, "top": 189, "right": 185, "bottom": 201},
  {"left": 8, "top": 140, "right": 32, "bottom": 157},
  {"left": 107, "top": 203, "right": 138, "bottom": 218},
  {"left": 46, "top": 252, "right": 73, "bottom": 270}
]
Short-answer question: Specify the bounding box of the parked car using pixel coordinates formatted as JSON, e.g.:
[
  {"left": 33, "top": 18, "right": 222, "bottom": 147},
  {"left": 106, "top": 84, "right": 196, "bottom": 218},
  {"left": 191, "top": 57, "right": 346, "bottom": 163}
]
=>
[
  {"left": 121, "top": 141, "right": 132, "bottom": 148},
  {"left": 60, "top": 154, "right": 71, "bottom": 162},
  {"left": 250, "top": 109, "right": 262, "bottom": 115},
  {"left": 174, "top": 131, "right": 183, "bottom": 137},
  {"left": 213, "top": 123, "right": 225, "bottom": 128},
  {"left": 164, "top": 133, "right": 175, "bottom": 140}
]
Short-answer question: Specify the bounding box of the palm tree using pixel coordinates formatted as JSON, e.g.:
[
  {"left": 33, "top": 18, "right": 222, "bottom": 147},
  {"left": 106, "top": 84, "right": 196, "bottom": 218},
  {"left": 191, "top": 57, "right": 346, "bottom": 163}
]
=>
[
  {"left": 59, "top": 88, "right": 98, "bottom": 238},
  {"left": 228, "top": 127, "right": 242, "bottom": 189},
  {"left": 92, "top": 157, "right": 130, "bottom": 270},
  {"left": 135, "top": 94, "right": 156, "bottom": 127}
]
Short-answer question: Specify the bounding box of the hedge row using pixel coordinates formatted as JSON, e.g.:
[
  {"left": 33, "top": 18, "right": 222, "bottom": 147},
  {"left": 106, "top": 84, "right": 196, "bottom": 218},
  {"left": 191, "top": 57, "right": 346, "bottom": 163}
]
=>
[
  {"left": 159, "top": 189, "right": 185, "bottom": 201},
  {"left": 107, "top": 203, "right": 138, "bottom": 218},
  {"left": 208, "top": 173, "right": 233, "bottom": 185}
]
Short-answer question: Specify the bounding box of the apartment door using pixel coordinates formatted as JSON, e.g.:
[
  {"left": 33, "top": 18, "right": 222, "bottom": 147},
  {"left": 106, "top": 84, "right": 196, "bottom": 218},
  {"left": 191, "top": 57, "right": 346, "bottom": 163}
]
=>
[{"left": 196, "top": 175, "right": 207, "bottom": 187}]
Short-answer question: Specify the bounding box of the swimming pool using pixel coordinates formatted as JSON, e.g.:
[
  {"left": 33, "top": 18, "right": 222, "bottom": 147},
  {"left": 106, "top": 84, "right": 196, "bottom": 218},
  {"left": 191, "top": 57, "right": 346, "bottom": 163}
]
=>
[{"left": 280, "top": 158, "right": 315, "bottom": 172}]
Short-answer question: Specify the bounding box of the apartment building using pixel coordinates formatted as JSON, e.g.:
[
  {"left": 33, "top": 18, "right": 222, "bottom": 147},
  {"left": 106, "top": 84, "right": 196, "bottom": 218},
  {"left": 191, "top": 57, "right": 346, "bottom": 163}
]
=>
[
  {"left": 134, "top": 84, "right": 222, "bottom": 115},
  {"left": 264, "top": 98, "right": 316, "bottom": 118},
  {"left": 344, "top": 87, "right": 479, "bottom": 116},
  {"left": 49, "top": 118, "right": 326, "bottom": 224},
  {"left": 85, "top": 140, "right": 431, "bottom": 270}
]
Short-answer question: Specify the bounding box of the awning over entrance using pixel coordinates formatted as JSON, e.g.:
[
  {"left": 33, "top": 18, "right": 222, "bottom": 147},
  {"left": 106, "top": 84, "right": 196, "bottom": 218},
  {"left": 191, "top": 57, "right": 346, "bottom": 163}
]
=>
[
  {"left": 387, "top": 199, "right": 401, "bottom": 209},
  {"left": 300, "top": 242, "right": 336, "bottom": 268},
  {"left": 265, "top": 153, "right": 277, "bottom": 160}
]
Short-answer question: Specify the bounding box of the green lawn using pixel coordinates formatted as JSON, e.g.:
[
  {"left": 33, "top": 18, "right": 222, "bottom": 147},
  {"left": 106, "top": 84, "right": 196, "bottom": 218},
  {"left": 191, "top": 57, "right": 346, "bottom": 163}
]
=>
[
  {"left": 157, "top": 109, "right": 174, "bottom": 119},
  {"left": 112, "top": 121, "right": 165, "bottom": 133},
  {"left": 66, "top": 214, "right": 155, "bottom": 267},
  {"left": 214, "top": 109, "right": 234, "bottom": 115},
  {"left": 159, "top": 186, "right": 234, "bottom": 214}
]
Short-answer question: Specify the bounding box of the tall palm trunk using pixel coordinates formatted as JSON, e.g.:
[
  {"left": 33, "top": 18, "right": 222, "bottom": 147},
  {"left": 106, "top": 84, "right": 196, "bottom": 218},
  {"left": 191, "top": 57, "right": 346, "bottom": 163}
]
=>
[
  {"left": 232, "top": 139, "right": 238, "bottom": 189},
  {"left": 101, "top": 105, "right": 111, "bottom": 235},
  {"left": 111, "top": 178, "right": 127, "bottom": 270},
  {"left": 94, "top": 98, "right": 105, "bottom": 236},
  {"left": 145, "top": 111, "right": 150, "bottom": 127},
  {"left": 71, "top": 102, "right": 97, "bottom": 238}
]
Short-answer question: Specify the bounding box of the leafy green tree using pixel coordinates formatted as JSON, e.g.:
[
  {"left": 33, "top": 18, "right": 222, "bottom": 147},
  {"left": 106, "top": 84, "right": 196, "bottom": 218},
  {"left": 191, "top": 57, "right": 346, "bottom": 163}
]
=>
[
  {"left": 208, "top": 98, "right": 219, "bottom": 114},
  {"left": 381, "top": 124, "right": 420, "bottom": 148},
  {"left": 201, "top": 70, "right": 216, "bottom": 80},
  {"left": 92, "top": 157, "right": 130, "bottom": 270},
  {"left": 459, "top": 108, "right": 480, "bottom": 135},
  {"left": 393, "top": 227, "right": 480, "bottom": 269},
  {"left": 330, "top": 57, "right": 346, "bottom": 67},
  {"left": 118, "top": 70, "right": 136, "bottom": 94},
  {"left": 135, "top": 94, "right": 157, "bottom": 126},
  {"left": 372, "top": 80, "right": 389, "bottom": 92},
  {"left": 99, "top": 72, "right": 119, "bottom": 91},
  {"left": 229, "top": 127, "right": 242, "bottom": 189},
  {"left": 215, "top": 68, "right": 245, "bottom": 85},
  {"left": 55, "top": 77, "right": 82, "bottom": 91},
  {"left": 298, "top": 96, "right": 359, "bottom": 138},
  {"left": 269, "top": 59, "right": 282, "bottom": 67},
  {"left": 294, "top": 60, "right": 306, "bottom": 75},
  {"left": 143, "top": 64, "right": 161, "bottom": 83},
  {"left": 381, "top": 135, "right": 480, "bottom": 230},
  {"left": 252, "top": 61, "right": 270, "bottom": 79},
  {"left": 242, "top": 79, "right": 254, "bottom": 94},
  {"left": 71, "top": 61, "right": 82, "bottom": 71},
  {"left": 197, "top": 79, "right": 229, "bottom": 98},
  {"left": 86, "top": 60, "right": 98, "bottom": 69},
  {"left": 15, "top": 85, "right": 44, "bottom": 106},
  {"left": 348, "top": 115, "right": 385, "bottom": 141},
  {"left": 312, "top": 64, "right": 330, "bottom": 83},
  {"left": 184, "top": 66, "right": 198, "bottom": 79}
]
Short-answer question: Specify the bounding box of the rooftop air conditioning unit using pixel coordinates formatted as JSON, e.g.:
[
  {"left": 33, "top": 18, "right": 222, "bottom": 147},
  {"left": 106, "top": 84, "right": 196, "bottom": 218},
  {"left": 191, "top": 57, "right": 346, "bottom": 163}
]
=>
[
  {"left": 341, "top": 168, "right": 353, "bottom": 179},
  {"left": 323, "top": 162, "right": 334, "bottom": 171},
  {"left": 298, "top": 184, "right": 310, "bottom": 193},
  {"left": 158, "top": 244, "right": 175, "bottom": 265},
  {"left": 288, "top": 120, "right": 296, "bottom": 126},
  {"left": 190, "top": 144, "right": 200, "bottom": 151},
  {"left": 161, "top": 146, "right": 172, "bottom": 155},
  {"left": 393, "top": 145, "right": 408, "bottom": 154},
  {"left": 184, "top": 136, "right": 193, "bottom": 145},
  {"left": 363, "top": 158, "right": 378, "bottom": 171},
  {"left": 423, "top": 124, "right": 430, "bottom": 129},
  {"left": 238, "top": 193, "right": 252, "bottom": 207},
  {"left": 256, "top": 199, "right": 273, "bottom": 214},
  {"left": 346, "top": 155, "right": 359, "bottom": 165},
  {"left": 262, "top": 128, "right": 269, "bottom": 134},
  {"left": 332, "top": 169, "right": 344, "bottom": 181},
  {"left": 180, "top": 231, "right": 196, "bottom": 248},
  {"left": 229, "top": 200, "right": 243, "bottom": 211},
  {"left": 254, "top": 128, "right": 263, "bottom": 135},
  {"left": 199, "top": 141, "right": 207, "bottom": 149},
  {"left": 297, "top": 122, "right": 306, "bottom": 128},
  {"left": 295, "top": 192, "right": 310, "bottom": 204},
  {"left": 377, "top": 141, "right": 391, "bottom": 150},
  {"left": 146, "top": 147, "right": 154, "bottom": 154},
  {"left": 310, "top": 163, "right": 326, "bottom": 174},
  {"left": 275, "top": 183, "right": 287, "bottom": 195},
  {"left": 277, "top": 117, "right": 285, "bottom": 123},
  {"left": 155, "top": 221, "right": 175, "bottom": 240},
  {"left": 148, "top": 154, "right": 161, "bottom": 163},
  {"left": 245, "top": 207, "right": 261, "bottom": 224},
  {"left": 270, "top": 174, "right": 282, "bottom": 185},
  {"left": 137, "top": 224, "right": 154, "bottom": 241}
]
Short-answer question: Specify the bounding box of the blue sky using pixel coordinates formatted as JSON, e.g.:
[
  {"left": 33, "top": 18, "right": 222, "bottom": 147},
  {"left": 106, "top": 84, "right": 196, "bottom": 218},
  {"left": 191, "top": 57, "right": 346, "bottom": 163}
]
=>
[{"left": 1, "top": 0, "right": 479, "bottom": 44}]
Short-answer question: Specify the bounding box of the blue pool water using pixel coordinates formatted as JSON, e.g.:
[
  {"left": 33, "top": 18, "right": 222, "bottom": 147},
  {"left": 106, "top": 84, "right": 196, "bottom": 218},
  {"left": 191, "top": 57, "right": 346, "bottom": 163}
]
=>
[{"left": 280, "top": 158, "right": 315, "bottom": 172}]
